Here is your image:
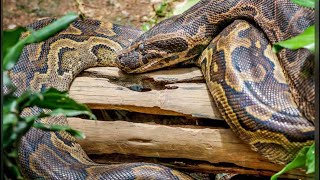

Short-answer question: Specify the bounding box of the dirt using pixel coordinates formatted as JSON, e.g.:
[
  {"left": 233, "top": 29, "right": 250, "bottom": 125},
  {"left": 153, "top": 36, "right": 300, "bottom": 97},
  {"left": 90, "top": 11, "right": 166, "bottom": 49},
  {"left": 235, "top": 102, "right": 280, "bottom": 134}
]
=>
[{"left": 3, "top": 0, "right": 183, "bottom": 30}]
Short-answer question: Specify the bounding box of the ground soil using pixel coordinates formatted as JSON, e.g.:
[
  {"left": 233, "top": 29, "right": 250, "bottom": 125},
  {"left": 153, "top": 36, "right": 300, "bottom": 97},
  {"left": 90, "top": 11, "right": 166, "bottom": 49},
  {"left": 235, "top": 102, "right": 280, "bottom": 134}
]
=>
[{"left": 3, "top": 0, "right": 183, "bottom": 30}]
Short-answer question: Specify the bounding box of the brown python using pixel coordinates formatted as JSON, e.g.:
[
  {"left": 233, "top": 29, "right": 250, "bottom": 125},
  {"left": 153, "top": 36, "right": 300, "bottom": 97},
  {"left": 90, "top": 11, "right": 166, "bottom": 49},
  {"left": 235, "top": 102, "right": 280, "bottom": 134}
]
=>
[
  {"left": 8, "top": 18, "right": 192, "bottom": 179},
  {"left": 117, "top": 0, "right": 315, "bottom": 164},
  {"left": 6, "top": 0, "right": 314, "bottom": 179}
]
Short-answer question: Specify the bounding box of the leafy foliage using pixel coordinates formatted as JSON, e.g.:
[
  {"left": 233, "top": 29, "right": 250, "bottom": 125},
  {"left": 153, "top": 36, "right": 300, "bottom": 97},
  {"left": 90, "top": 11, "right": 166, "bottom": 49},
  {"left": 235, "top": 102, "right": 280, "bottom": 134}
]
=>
[
  {"left": 3, "top": 13, "right": 96, "bottom": 179},
  {"left": 3, "top": 13, "right": 80, "bottom": 71},
  {"left": 141, "top": 0, "right": 201, "bottom": 31},
  {"left": 291, "top": 0, "right": 315, "bottom": 8},
  {"left": 141, "top": 0, "right": 174, "bottom": 31},
  {"left": 273, "top": 25, "right": 315, "bottom": 53},
  {"left": 271, "top": 144, "right": 315, "bottom": 180},
  {"left": 3, "top": 27, "right": 27, "bottom": 56}
]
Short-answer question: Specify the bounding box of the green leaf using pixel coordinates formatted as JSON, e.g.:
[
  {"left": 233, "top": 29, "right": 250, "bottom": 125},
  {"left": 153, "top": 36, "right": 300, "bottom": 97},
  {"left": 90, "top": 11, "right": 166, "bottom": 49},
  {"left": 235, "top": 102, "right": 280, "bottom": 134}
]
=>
[
  {"left": 291, "top": 0, "right": 315, "bottom": 8},
  {"left": 3, "top": 27, "right": 27, "bottom": 57},
  {"left": 3, "top": 71, "right": 14, "bottom": 90},
  {"left": 306, "top": 143, "right": 315, "bottom": 174},
  {"left": 4, "top": 96, "right": 19, "bottom": 114},
  {"left": 4, "top": 130, "right": 18, "bottom": 148},
  {"left": 15, "top": 90, "right": 34, "bottom": 111},
  {"left": 6, "top": 149, "right": 18, "bottom": 158},
  {"left": 271, "top": 146, "right": 309, "bottom": 180},
  {"left": 20, "top": 88, "right": 96, "bottom": 119},
  {"left": 3, "top": 13, "right": 79, "bottom": 70},
  {"left": 2, "top": 124, "right": 14, "bottom": 148},
  {"left": 42, "top": 87, "right": 68, "bottom": 94},
  {"left": 155, "top": 1, "right": 169, "bottom": 17},
  {"left": 173, "top": 0, "right": 200, "bottom": 15},
  {"left": 3, "top": 38, "right": 29, "bottom": 71},
  {"left": 3, "top": 113, "right": 18, "bottom": 125},
  {"left": 273, "top": 25, "right": 315, "bottom": 53},
  {"left": 33, "top": 122, "right": 85, "bottom": 139},
  {"left": 23, "top": 113, "right": 49, "bottom": 123},
  {"left": 2, "top": 13, "right": 80, "bottom": 180},
  {"left": 22, "top": 88, "right": 78, "bottom": 109},
  {"left": 3, "top": 155, "right": 23, "bottom": 180},
  {"left": 141, "top": 24, "right": 151, "bottom": 31},
  {"left": 49, "top": 109, "right": 96, "bottom": 120},
  {"left": 25, "top": 12, "right": 79, "bottom": 43}
]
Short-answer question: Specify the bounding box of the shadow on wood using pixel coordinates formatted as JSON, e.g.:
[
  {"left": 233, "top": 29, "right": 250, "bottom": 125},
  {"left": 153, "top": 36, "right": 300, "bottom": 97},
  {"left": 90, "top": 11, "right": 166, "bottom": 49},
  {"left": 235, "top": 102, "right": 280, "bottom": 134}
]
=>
[{"left": 69, "top": 67, "right": 311, "bottom": 179}]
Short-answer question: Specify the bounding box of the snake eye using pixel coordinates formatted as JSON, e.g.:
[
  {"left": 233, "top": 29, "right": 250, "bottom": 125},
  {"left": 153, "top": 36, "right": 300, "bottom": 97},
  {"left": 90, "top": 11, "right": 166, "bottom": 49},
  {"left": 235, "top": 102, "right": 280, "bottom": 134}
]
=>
[
  {"left": 138, "top": 44, "right": 144, "bottom": 51},
  {"left": 118, "top": 54, "right": 124, "bottom": 60}
]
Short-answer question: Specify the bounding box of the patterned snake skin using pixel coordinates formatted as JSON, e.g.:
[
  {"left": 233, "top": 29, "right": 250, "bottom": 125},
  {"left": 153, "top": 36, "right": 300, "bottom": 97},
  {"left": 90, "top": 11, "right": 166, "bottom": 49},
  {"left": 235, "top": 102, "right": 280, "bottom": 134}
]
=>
[
  {"left": 8, "top": 18, "right": 192, "bottom": 179},
  {"left": 6, "top": 0, "right": 314, "bottom": 179},
  {"left": 117, "top": 0, "right": 315, "bottom": 164}
]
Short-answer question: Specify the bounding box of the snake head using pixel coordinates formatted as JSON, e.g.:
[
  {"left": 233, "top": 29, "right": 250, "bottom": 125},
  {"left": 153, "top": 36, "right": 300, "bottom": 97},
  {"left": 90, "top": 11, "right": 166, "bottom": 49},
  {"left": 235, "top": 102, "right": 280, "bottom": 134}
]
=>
[
  {"left": 116, "top": 17, "right": 201, "bottom": 73},
  {"left": 116, "top": 36, "right": 189, "bottom": 73},
  {"left": 116, "top": 41, "right": 166, "bottom": 73},
  {"left": 116, "top": 47, "right": 142, "bottom": 73}
]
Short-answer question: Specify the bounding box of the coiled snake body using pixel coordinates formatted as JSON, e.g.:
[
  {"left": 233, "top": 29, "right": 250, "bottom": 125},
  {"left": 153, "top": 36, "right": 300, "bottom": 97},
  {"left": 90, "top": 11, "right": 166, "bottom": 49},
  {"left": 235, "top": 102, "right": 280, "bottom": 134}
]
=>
[{"left": 7, "top": 0, "right": 314, "bottom": 179}]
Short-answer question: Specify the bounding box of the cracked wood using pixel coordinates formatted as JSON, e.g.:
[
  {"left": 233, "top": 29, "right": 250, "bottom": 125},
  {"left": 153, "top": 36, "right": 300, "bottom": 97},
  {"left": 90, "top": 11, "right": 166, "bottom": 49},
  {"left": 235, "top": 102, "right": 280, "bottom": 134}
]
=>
[
  {"left": 68, "top": 118, "right": 311, "bottom": 179},
  {"left": 69, "top": 67, "right": 222, "bottom": 120}
]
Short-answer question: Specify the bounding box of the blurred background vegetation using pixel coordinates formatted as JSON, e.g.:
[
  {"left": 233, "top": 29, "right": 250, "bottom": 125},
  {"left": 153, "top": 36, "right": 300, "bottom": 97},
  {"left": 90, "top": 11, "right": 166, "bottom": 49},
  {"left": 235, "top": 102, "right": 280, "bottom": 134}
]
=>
[{"left": 3, "top": 0, "right": 198, "bottom": 30}]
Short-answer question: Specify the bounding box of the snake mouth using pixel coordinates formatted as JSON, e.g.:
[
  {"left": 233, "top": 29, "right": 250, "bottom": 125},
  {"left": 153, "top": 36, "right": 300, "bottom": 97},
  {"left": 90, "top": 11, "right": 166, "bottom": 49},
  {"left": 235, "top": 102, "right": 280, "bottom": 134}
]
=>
[
  {"left": 116, "top": 43, "right": 168, "bottom": 73},
  {"left": 116, "top": 51, "right": 142, "bottom": 73},
  {"left": 116, "top": 53, "right": 162, "bottom": 74}
]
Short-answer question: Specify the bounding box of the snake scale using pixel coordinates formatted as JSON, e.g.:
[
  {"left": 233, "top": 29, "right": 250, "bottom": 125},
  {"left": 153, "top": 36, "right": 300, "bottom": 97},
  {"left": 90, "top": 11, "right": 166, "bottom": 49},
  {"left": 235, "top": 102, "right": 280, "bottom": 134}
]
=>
[{"left": 6, "top": 0, "right": 314, "bottom": 179}]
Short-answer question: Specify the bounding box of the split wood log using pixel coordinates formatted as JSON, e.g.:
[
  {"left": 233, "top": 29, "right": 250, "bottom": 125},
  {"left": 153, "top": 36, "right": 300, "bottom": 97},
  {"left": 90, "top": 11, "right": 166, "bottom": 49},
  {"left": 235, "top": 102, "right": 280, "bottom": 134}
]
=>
[
  {"left": 68, "top": 67, "right": 311, "bottom": 179},
  {"left": 69, "top": 67, "right": 222, "bottom": 120},
  {"left": 67, "top": 118, "right": 311, "bottom": 179}
]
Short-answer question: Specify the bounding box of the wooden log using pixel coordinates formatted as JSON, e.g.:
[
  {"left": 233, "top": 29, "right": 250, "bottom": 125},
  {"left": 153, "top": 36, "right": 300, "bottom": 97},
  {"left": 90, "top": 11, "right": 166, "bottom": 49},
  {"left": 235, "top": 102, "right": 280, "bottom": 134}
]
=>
[
  {"left": 68, "top": 67, "right": 312, "bottom": 179},
  {"left": 69, "top": 67, "right": 222, "bottom": 120},
  {"left": 68, "top": 118, "right": 311, "bottom": 179}
]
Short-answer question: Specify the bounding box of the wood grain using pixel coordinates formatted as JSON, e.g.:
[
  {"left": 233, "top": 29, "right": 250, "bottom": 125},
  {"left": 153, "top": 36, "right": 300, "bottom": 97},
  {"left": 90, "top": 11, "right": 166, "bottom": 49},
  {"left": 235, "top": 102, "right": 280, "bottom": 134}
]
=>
[
  {"left": 68, "top": 118, "right": 311, "bottom": 179},
  {"left": 69, "top": 67, "right": 222, "bottom": 120},
  {"left": 68, "top": 66, "right": 311, "bottom": 179}
]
